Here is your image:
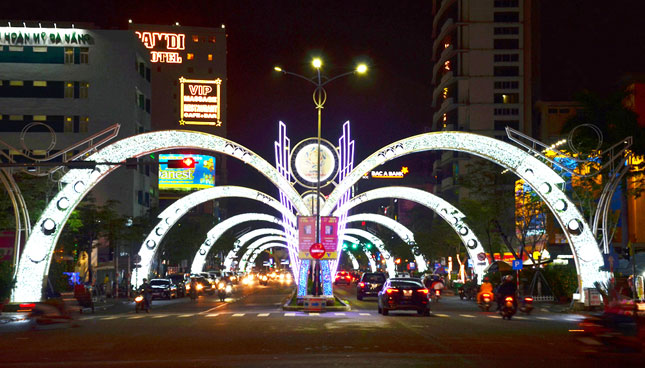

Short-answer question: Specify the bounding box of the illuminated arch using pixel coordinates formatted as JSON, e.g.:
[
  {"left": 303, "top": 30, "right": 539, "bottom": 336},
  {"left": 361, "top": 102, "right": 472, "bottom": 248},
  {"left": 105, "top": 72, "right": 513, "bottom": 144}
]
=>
[
  {"left": 190, "top": 213, "right": 284, "bottom": 274},
  {"left": 342, "top": 228, "right": 396, "bottom": 277},
  {"left": 133, "top": 186, "right": 296, "bottom": 287},
  {"left": 336, "top": 187, "right": 486, "bottom": 281},
  {"left": 323, "top": 132, "right": 609, "bottom": 301},
  {"left": 344, "top": 213, "right": 427, "bottom": 273},
  {"left": 13, "top": 130, "right": 308, "bottom": 302},
  {"left": 246, "top": 243, "right": 292, "bottom": 272},
  {"left": 238, "top": 235, "right": 287, "bottom": 271},
  {"left": 342, "top": 234, "right": 376, "bottom": 272}
]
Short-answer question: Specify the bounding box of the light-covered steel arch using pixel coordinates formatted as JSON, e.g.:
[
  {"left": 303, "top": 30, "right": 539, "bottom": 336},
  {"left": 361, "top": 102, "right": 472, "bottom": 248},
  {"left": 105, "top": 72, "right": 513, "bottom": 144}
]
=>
[
  {"left": 336, "top": 187, "right": 487, "bottom": 281},
  {"left": 133, "top": 186, "right": 296, "bottom": 287},
  {"left": 190, "top": 213, "right": 284, "bottom": 274},
  {"left": 342, "top": 234, "right": 376, "bottom": 272},
  {"left": 238, "top": 235, "right": 287, "bottom": 271},
  {"left": 322, "top": 131, "right": 608, "bottom": 302},
  {"left": 246, "top": 243, "right": 292, "bottom": 272},
  {"left": 13, "top": 130, "right": 309, "bottom": 302},
  {"left": 345, "top": 213, "right": 427, "bottom": 273},
  {"left": 342, "top": 228, "right": 396, "bottom": 277}
]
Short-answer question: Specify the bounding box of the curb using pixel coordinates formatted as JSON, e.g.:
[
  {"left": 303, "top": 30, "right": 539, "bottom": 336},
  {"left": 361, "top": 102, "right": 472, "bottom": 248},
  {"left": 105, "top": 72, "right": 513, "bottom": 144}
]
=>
[{"left": 282, "top": 292, "right": 351, "bottom": 312}]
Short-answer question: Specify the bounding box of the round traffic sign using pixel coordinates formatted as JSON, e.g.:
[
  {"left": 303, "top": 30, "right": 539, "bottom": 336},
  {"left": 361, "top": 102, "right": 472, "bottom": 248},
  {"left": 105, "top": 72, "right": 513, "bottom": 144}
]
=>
[{"left": 309, "top": 243, "right": 325, "bottom": 259}]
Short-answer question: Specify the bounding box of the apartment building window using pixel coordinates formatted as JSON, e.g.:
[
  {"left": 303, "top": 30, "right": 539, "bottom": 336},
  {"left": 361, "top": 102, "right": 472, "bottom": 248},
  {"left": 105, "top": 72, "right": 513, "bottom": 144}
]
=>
[
  {"left": 64, "top": 82, "right": 74, "bottom": 98},
  {"left": 137, "top": 190, "right": 143, "bottom": 205},
  {"left": 494, "top": 27, "right": 519, "bottom": 35},
  {"left": 64, "top": 116, "right": 73, "bottom": 132},
  {"left": 79, "top": 82, "right": 89, "bottom": 98},
  {"left": 64, "top": 47, "right": 74, "bottom": 64},
  {"left": 33, "top": 115, "right": 47, "bottom": 121},
  {"left": 137, "top": 92, "right": 145, "bottom": 110},
  {"left": 187, "top": 53, "right": 194, "bottom": 60},
  {"left": 208, "top": 54, "right": 213, "bottom": 61},
  {"left": 79, "top": 47, "right": 89, "bottom": 64},
  {"left": 494, "top": 0, "right": 519, "bottom": 7},
  {"left": 33, "top": 46, "right": 47, "bottom": 53},
  {"left": 494, "top": 120, "right": 520, "bottom": 130},
  {"left": 145, "top": 98, "right": 151, "bottom": 113},
  {"left": 9, "top": 46, "right": 23, "bottom": 52},
  {"left": 494, "top": 54, "right": 519, "bottom": 62},
  {"left": 138, "top": 62, "right": 145, "bottom": 78},
  {"left": 494, "top": 12, "right": 519, "bottom": 22},
  {"left": 9, "top": 81, "right": 24, "bottom": 86},
  {"left": 209, "top": 36, "right": 216, "bottom": 43},
  {"left": 80, "top": 117, "right": 89, "bottom": 132},
  {"left": 9, "top": 115, "right": 23, "bottom": 121},
  {"left": 146, "top": 68, "right": 151, "bottom": 82},
  {"left": 192, "top": 35, "right": 199, "bottom": 42},
  {"left": 494, "top": 39, "right": 519, "bottom": 49},
  {"left": 494, "top": 81, "right": 519, "bottom": 89},
  {"left": 33, "top": 81, "right": 47, "bottom": 87},
  {"left": 494, "top": 108, "right": 519, "bottom": 116},
  {"left": 494, "top": 66, "right": 519, "bottom": 76},
  {"left": 494, "top": 93, "right": 519, "bottom": 104}
]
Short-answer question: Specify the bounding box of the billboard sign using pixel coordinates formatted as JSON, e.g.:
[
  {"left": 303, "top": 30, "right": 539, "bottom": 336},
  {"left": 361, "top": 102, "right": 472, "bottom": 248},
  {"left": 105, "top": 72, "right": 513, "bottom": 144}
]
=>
[
  {"left": 179, "top": 77, "right": 222, "bottom": 127},
  {"left": 320, "top": 216, "right": 338, "bottom": 260},
  {"left": 298, "top": 216, "right": 316, "bottom": 259},
  {"left": 159, "top": 153, "right": 215, "bottom": 190}
]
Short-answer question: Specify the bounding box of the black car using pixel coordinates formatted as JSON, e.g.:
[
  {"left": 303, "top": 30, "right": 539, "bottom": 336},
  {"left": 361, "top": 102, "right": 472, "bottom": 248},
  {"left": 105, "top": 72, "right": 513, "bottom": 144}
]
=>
[
  {"left": 356, "top": 272, "right": 387, "bottom": 300},
  {"left": 377, "top": 278, "right": 430, "bottom": 316},
  {"left": 168, "top": 274, "right": 187, "bottom": 297},
  {"left": 150, "top": 279, "right": 178, "bottom": 299}
]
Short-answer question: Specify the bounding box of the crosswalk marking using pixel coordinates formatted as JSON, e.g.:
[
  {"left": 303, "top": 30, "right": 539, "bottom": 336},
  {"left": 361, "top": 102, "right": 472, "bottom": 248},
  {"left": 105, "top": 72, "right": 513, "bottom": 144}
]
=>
[
  {"left": 359, "top": 313, "right": 370, "bottom": 316},
  {"left": 178, "top": 314, "right": 194, "bottom": 318},
  {"left": 206, "top": 313, "right": 220, "bottom": 317},
  {"left": 434, "top": 313, "right": 449, "bottom": 318},
  {"left": 334, "top": 313, "right": 346, "bottom": 316},
  {"left": 232, "top": 313, "right": 245, "bottom": 317},
  {"left": 284, "top": 312, "right": 296, "bottom": 317},
  {"left": 308, "top": 313, "right": 320, "bottom": 316},
  {"left": 257, "top": 313, "right": 270, "bottom": 317},
  {"left": 459, "top": 314, "right": 475, "bottom": 318}
]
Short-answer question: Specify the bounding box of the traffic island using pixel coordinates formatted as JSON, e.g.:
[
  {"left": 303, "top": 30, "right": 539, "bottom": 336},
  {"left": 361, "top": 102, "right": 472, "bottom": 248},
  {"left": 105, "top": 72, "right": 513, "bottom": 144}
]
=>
[{"left": 282, "top": 290, "right": 351, "bottom": 312}]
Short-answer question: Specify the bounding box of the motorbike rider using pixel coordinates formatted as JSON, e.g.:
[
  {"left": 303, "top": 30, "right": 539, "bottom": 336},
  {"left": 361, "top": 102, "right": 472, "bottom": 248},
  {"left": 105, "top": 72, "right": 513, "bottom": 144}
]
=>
[
  {"left": 139, "top": 278, "right": 152, "bottom": 309},
  {"left": 429, "top": 275, "right": 445, "bottom": 293},
  {"left": 496, "top": 274, "right": 517, "bottom": 310},
  {"left": 189, "top": 278, "right": 198, "bottom": 298},
  {"left": 477, "top": 276, "right": 494, "bottom": 304}
]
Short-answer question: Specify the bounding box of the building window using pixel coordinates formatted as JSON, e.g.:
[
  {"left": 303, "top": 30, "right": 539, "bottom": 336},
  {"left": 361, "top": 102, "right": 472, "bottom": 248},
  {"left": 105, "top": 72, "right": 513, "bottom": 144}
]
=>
[
  {"left": 494, "top": 93, "right": 519, "bottom": 104},
  {"left": 494, "top": 81, "right": 519, "bottom": 89},
  {"left": 9, "top": 115, "right": 23, "bottom": 121},
  {"left": 208, "top": 54, "right": 213, "bottom": 61},
  {"left": 33, "top": 81, "right": 47, "bottom": 87},
  {"left": 548, "top": 108, "right": 558, "bottom": 114},
  {"left": 9, "top": 81, "right": 24, "bottom": 86},
  {"left": 192, "top": 35, "right": 199, "bottom": 42},
  {"left": 494, "top": 66, "right": 519, "bottom": 76},
  {"left": 145, "top": 98, "right": 151, "bottom": 113},
  {"left": 79, "top": 82, "right": 89, "bottom": 98},
  {"left": 33, "top": 46, "right": 47, "bottom": 53},
  {"left": 79, "top": 47, "right": 89, "bottom": 64},
  {"left": 494, "top": 12, "right": 519, "bottom": 22},
  {"left": 137, "top": 190, "right": 143, "bottom": 205},
  {"left": 33, "top": 115, "right": 47, "bottom": 121},
  {"left": 64, "top": 116, "right": 73, "bottom": 132},
  {"left": 494, "top": 39, "right": 519, "bottom": 49},
  {"left": 64, "top": 82, "right": 74, "bottom": 98},
  {"left": 494, "top": 108, "right": 519, "bottom": 116},
  {"left": 494, "top": 54, "right": 519, "bottom": 62},
  {"left": 187, "top": 53, "right": 194, "bottom": 60},
  {"left": 64, "top": 47, "right": 74, "bottom": 64},
  {"left": 494, "top": 27, "right": 519, "bottom": 35},
  {"left": 80, "top": 117, "right": 89, "bottom": 132},
  {"left": 138, "top": 62, "right": 145, "bottom": 78},
  {"left": 494, "top": 0, "right": 519, "bottom": 7},
  {"left": 146, "top": 68, "right": 151, "bottom": 82},
  {"left": 209, "top": 36, "right": 216, "bottom": 43},
  {"left": 9, "top": 46, "right": 23, "bottom": 52}
]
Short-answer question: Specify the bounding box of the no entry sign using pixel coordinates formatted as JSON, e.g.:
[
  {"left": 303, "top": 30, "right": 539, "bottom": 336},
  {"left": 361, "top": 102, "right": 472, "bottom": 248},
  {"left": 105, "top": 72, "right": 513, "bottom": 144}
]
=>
[{"left": 309, "top": 243, "right": 325, "bottom": 259}]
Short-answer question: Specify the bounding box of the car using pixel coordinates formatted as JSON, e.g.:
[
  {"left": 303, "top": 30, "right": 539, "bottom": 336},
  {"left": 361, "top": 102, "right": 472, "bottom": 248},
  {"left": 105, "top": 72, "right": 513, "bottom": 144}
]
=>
[
  {"left": 377, "top": 277, "right": 430, "bottom": 316},
  {"left": 149, "top": 278, "right": 178, "bottom": 300},
  {"left": 334, "top": 271, "right": 352, "bottom": 285},
  {"left": 395, "top": 272, "right": 411, "bottom": 278},
  {"left": 168, "top": 274, "right": 187, "bottom": 297},
  {"left": 188, "top": 276, "right": 213, "bottom": 295},
  {"left": 356, "top": 272, "right": 387, "bottom": 300}
]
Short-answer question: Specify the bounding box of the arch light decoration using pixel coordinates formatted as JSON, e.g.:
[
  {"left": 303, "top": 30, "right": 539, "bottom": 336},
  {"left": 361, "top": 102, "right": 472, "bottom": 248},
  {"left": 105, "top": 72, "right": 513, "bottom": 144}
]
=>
[
  {"left": 238, "top": 235, "right": 287, "bottom": 272},
  {"left": 247, "top": 243, "right": 294, "bottom": 272},
  {"left": 342, "top": 234, "right": 376, "bottom": 272},
  {"left": 344, "top": 214, "right": 427, "bottom": 273},
  {"left": 190, "top": 213, "right": 284, "bottom": 274},
  {"left": 13, "top": 130, "right": 308, "bottom": 302},
  {"left": 346, "top": 251, "right": 360, "bottom": 270},
  {"left": 322, "top": 132, "right": 609, "bottom": 302},
  {"left": 336, "top": 187, "right": 486, "bottom": 281},
  {"left": 342, "top": 228, "right": 396, "bottom": 277},
  {"left": 133, "top": 186, "right": 296, "bottom": 288},
  {"left": 222, "top": 228, "right": 288, "bottom": 273}
]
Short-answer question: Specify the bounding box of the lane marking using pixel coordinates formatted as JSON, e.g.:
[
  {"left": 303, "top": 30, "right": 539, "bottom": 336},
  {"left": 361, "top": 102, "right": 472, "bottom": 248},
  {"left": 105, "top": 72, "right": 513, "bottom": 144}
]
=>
[
  {"left": 308, "top": 313, "right": 320, "bottom": 316},
  {"left": 284, "top": 312, "right": 296, "bottom": 317},
  {"left": 232, "top": 313, "right": 245, "bottom": 317},
  {"left": 178, "top": 314, "right": 194, "bottom": 318},
  {"left": 433, "top": 313, "right": 450, "bottom": 318},
  {"left": 152, "top": 315, "right": 168, "bottom": 319},
  {"left": 257, "top": 313, "right": 270, "bottom": 317},
  {"left": 536, "top": 316, "right": 552, "bottom": 321},
  {"left": 359, "top": 313, "right": 371, "bottom": 316},
  {"left": 100, "top": 316, "right": 119, "bottom": 320},
  {"left": 514, "top": 316, "right": 527, "bottom": 320},
  {"left": 127, "top": 315, "right": 145, "bottom": 319},
  {"left": 459, "top": 314, "right": 475, "bottom": 318},
  {"left": 488, "top": 315, "right": 502, "bottom": 319},
  {"left": 206, "top": 313, "right": 220, "bottom": 317},
  {"left": 334, "top": 313, "right": 346, "bottom": 316}
]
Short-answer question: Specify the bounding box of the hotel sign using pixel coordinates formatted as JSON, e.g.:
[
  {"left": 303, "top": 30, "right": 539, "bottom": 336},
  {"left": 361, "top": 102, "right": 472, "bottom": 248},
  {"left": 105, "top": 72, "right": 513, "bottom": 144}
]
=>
[
  {"left": 179, "top": 77, "right": 222, "bottom": 127},
  {"left": 135, "top": 31, "right": 185, "bottom": 63},
  {"left": 0, "top": 27, "right": 93, "bottom": 46}
]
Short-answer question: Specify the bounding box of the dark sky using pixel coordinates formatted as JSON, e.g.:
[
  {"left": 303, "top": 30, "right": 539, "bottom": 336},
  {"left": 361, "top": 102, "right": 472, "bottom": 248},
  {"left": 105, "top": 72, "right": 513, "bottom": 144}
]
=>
[{"left": 3, "top": 0, "right": 644, "bottom": 197}]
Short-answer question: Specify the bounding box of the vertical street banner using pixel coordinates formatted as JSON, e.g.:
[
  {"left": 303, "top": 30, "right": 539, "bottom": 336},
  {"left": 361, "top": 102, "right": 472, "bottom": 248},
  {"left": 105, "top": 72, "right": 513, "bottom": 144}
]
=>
[
  {"left": 320, "top": 216, "right": 338, "bottom": 260},
  {"left": 298, "top": 216, "right": 316, "bottom": 259}
]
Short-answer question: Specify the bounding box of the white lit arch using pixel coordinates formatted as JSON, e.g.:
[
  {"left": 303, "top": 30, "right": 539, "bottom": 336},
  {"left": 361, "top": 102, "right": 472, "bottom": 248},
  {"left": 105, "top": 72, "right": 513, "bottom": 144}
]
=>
[
  {"left": 336, "top": 187, "right": 487, "bottom": 281},
  {"left": 342, "top": 234, "right": 376, "bottom": 272},
  {"left": 133, "top": 186, "right": 296, "bottom": 287},
  {"left": 323, "top": 132, "right": 609, "bottom": 301},
  {"left": 342, "top": 228, "right": 396, "bottom": 277},
  {"left": 13, "top": 130, "right": 308, "bottom": 302},
  {"left": 344, "top": 213, "right": 427, "bottom": 272},
  {"left": 238, "top": 235, "right": 287, "bottom": 271}
]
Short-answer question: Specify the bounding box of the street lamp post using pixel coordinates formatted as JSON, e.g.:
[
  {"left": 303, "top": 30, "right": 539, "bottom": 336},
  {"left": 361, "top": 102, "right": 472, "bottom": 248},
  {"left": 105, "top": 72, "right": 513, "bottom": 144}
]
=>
[{"left": 275, "top": 59, "right": 367, "bottom": 296}]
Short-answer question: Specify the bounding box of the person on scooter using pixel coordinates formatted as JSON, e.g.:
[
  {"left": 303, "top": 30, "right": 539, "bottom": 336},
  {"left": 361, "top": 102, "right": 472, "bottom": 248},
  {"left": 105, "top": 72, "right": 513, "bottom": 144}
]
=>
[
  {"left": 188, "top": 278, "right": 198, "bottom": 299},
  {"left": 496, "top": 274, "right": 517, "bottom": 310},
  {"left": 477, "top": 276, "right": 494, "bottom": 303},
  {"left": 139, "top": 278, "right": 152, "bottom": 309}
]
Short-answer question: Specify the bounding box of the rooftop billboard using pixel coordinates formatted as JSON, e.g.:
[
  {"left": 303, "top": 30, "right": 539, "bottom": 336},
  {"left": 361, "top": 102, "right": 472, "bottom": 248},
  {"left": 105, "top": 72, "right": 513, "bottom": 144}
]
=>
[{"left": 159, "top": 153, "right": 215, "bottom": 190}]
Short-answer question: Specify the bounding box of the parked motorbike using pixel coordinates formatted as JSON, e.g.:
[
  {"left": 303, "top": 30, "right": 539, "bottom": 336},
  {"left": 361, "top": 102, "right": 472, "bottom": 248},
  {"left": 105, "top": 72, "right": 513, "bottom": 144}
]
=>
[
  {"left": 519, "top": 296, "right": 534, "bottom": 315},
  {"left": 134, "top": 294, "right": 150, "bottom": 313},
  {"left": 500, "top": 295, "right": 517, "bottom": 320},
  {"left": 478, "top": 292, "right": 493, "bottom": 312},
  {"left": 458, "top": 287, "right": 465, "bottom": 300}
]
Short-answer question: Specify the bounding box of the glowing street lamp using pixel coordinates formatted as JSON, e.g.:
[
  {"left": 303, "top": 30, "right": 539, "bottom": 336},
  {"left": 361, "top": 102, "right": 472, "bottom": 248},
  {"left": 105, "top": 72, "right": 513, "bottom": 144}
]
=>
[{"left": 274, "top": 57, "right": 368, "bottom": 296}]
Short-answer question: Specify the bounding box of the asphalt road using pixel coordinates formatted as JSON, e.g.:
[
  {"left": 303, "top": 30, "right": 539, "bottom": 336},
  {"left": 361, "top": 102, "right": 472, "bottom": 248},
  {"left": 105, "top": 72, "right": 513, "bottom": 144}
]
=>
[{"left": 1, "top": 280, "right": 642, "bottom": 367}]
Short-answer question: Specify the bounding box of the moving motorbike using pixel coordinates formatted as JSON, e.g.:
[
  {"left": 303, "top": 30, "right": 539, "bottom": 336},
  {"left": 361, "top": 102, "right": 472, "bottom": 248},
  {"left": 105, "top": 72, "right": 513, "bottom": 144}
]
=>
[
  {"left": 432, "top": 288, "right": 441, "bottom": 302},
  {"left": 218, "top": 282, "right": 232, "bottom": 302},
  {"left": 576, "top": 313, "right": 644, "bottom": 352},
  {"left": 500, "top": 295, "right": 517, "bottom": 320},
  {"left": 134, "top": 294, "right": 150, "bottom": 313},
  {"left": 519, "top": 296, "right": 534, "bottom": 315},
  {"left": 259, "top": 274, "right": 268, "bottom": 286},
  {"left": 478, "top": 292, "right": 493, "bottom": 312}
]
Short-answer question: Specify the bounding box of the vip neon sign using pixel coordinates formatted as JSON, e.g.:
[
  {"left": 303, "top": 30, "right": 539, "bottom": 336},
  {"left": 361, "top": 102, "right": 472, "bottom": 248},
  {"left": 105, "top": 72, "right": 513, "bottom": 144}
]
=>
[
  {"left": 179, "top": 77, "right": 222, "bottom": 127},
  {"left": 135, "top": 31, "right": 185, "bottom": 63}
]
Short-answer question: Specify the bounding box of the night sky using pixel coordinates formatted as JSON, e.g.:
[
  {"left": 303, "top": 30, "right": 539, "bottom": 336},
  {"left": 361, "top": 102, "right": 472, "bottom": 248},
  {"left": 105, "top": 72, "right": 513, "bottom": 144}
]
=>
[{"left": 2, "top": 0, "right": 644, "bottom": 197}]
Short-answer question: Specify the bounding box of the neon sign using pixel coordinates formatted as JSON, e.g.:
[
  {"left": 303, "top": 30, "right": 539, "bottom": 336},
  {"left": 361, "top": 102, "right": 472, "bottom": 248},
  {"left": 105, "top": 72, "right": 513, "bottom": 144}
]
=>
[
  {"left": 134, "top": 31, "right": 185, "bottom": 63},
  {"left": 363, "top": 166, "right": 410, "bottom": 179},
  {"left": 179, "top": 77, "right": 222, "bottom": 127},
  {"left": 1, "top": 27, "right": 93, "bottom": 46}
]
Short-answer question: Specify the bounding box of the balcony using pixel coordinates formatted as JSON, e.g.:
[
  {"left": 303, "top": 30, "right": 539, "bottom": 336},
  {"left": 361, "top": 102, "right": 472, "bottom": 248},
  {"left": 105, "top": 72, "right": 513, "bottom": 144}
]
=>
[
  {"left": 432, "top": 18, "right": 456, "bottom": 59},
  {"left": 433, "top": 0, "right": 457, "bottom": 31}
]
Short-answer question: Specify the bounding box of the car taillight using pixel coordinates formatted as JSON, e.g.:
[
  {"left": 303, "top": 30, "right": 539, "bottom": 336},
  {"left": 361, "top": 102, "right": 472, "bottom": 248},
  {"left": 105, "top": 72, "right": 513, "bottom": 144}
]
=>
[
  {"left": 524, "top": 297, "right": 533, "bottom": 302},
  {"left": 386, "top": 288, "right": 399, "bottom": 294},
  {"left": 19, "top": 303, "right": 35, "bottom": 309},
  {"left": 434, "top": 289, "right": 441, "bottom": 295},
  {"left": 418, "top": 288, "right": 429, "bottom": 294},
  {"left": 505, "top": 296, "right": 514, "bottom": 302},
  {"left": 359, "top": 282, "right": 365, "bottom": 288}
]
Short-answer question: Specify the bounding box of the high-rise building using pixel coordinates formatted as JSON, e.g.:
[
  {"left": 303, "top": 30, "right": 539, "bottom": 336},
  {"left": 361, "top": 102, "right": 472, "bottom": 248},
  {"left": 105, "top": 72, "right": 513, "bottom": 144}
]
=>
[{"left": 430, "top": 0, "right": 538, "bottom": 201}]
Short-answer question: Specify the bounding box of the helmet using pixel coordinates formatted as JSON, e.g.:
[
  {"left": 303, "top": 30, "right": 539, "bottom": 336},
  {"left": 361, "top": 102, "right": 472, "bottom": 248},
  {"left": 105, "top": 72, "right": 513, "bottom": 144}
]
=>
[
  {"left": 143, "top": 278, "right": 148, "bottom": 282},
  {"left": 503, "top": 275, "right": 513, "bottom": 282}
]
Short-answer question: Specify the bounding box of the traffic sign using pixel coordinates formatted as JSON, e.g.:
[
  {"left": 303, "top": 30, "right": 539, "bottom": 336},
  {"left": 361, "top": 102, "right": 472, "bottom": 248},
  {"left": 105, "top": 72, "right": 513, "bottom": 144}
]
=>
[
  {"left": 132, "top": 254, "right": 141, "bottom": 264},
  {"left": 512, "top": 259, "right": 523, "bottom": 270},
  {"left": 309, "top": 243, "right": 325, "bottom": 259}
]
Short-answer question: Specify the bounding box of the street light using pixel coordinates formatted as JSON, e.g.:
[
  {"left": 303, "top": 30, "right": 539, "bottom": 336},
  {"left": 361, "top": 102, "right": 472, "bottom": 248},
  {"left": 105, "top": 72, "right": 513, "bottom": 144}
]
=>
[{"left": 275, "top": 58, "right": 368, "bottom": 296}]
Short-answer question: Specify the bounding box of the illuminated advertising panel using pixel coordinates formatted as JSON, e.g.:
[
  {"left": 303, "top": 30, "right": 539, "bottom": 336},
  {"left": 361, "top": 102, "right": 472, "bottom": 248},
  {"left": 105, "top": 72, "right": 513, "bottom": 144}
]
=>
[
  {"left": 159, "top": 153, "right": 215, "bottom": 190},
  {"left": 135, "top": 31, "right": 185, "bottom": 63},
  {"left": 0, "top": 27, "right": 93, "bottom": 46},
  {"left": 361, "top": 166, "right": 410, "bottom": 179},
  {"left": 179, "top": 77, "right": 222, "bottom": 127}
]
